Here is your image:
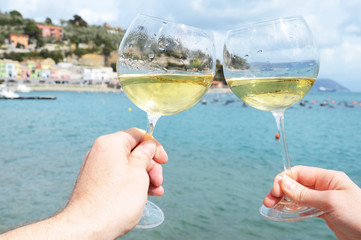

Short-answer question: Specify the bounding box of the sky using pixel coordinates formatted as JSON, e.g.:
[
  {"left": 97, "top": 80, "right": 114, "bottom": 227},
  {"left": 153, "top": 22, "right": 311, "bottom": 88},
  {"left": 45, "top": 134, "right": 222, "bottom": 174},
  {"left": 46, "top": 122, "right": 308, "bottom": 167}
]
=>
[{"left": 1, "top": 0, "right": 361, "bottom": 91}]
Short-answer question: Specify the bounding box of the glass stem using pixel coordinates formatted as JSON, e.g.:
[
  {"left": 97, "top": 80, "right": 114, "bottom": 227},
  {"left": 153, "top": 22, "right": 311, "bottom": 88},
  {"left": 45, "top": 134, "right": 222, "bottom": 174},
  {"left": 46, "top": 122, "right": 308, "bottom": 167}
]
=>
[
  {"left": 146, "top": 113, "right": 160, "bottom": 136},
  {"left": 272, "top": 110, "right": 291, "bottom": 172}
]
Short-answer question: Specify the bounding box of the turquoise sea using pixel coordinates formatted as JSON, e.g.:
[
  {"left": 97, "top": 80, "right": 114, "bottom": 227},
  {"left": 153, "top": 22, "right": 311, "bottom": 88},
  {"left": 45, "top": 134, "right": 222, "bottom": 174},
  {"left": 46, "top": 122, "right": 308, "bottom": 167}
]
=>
[{"left": 1, "top": 90, "right": 361, "bottom": 239}]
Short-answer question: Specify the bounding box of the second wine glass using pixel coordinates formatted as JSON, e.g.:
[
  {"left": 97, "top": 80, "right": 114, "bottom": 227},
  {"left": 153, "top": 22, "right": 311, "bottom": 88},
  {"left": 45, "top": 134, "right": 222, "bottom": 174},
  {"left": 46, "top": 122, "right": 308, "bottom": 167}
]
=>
[
  {"left": 223, "top": 16, "right": 322, "bottom": 221},
  {"left": 118, "top": 14, "right": 216, "bottom": 228}
]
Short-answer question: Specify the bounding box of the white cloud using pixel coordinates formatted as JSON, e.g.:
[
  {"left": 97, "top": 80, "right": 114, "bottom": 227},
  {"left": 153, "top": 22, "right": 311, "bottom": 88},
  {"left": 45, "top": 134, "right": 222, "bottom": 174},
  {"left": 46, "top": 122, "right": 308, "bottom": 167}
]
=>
[
  {"left": 78, "top": 8, "right": 117, "bottom": 25},
  {"left": 345, "top": 24, "right": 361, "bottom": 34}
]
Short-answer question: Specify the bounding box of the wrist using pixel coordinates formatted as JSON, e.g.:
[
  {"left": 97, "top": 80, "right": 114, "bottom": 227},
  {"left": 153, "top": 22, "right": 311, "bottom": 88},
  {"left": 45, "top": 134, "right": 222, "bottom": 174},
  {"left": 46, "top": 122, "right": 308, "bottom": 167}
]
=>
[
  {"left": 0, "top": 208, "right": 105, "bottom": 240},
  {"left": 56, "top": 204, "right": 113, "bottom": 240},
  {"left": 58, "top": 198, "right": 131, "bottom": 240}
]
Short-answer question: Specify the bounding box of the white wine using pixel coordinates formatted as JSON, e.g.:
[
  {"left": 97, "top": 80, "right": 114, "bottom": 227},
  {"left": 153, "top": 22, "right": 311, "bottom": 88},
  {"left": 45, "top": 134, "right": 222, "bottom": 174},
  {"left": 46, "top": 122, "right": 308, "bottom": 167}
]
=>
[
  {"left": 227, "top": 77, "right": 315, "bottom": 111},
  {"left": 119, "top": 73, "right": 213, "bottom": 115}
]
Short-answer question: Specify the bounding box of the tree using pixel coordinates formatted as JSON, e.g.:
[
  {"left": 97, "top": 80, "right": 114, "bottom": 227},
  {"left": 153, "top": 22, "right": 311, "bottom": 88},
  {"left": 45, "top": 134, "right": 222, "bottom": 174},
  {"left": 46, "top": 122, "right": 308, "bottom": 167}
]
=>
[
  {"left": 16, "top": 42, "right": 25, "bottom": 49},
  {"left": 9, "top": 10, "right": 23, "bottom": 25},
  {"left": 36, "top": 38, "right": 44, "bottom": 48},
  {"left": 110, "top": 62, "right": 116, "bottom": 72},
  {"left": 102, "top": 38, "right": 114, "bottom": 66},
  {"left": 214, "top": 60, "right": 226, "bottom": 84},
  {"left": 9, "top": 10, "right": 22, "bottom": 19},
  {"left": 45, "top": 17, "right": 52, "bottom": 25},
  {"left": 69, "top": 15, "right": 88, "bottom": 27},
  {"left": 70, "top": 35, "right": 80, "bottom": 48},
  {"left": 24, "top": 21, "right": 41, "bottom": 39}
]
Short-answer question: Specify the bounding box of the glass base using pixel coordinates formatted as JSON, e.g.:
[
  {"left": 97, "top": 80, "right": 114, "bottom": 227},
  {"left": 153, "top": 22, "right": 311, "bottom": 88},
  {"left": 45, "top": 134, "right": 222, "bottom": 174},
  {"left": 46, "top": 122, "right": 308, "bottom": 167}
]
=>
[
  {"left": 259, "top": 200, "right": 323, "bottom": 221},
  {"left": 135, "top": 200, "right": 164, "bottom": 229}
]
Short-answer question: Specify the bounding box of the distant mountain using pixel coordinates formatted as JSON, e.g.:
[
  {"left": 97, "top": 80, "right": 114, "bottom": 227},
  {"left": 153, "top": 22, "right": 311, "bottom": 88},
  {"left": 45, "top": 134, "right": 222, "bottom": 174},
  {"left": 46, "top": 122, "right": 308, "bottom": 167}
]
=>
[{"left": 311, "top": 78, "right": 349, "bottom": 92}]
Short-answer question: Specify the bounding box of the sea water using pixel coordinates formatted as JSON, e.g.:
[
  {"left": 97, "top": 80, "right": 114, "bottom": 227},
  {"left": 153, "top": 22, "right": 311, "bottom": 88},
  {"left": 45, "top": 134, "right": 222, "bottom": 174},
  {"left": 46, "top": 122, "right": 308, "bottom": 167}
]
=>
[{"left": 0, "top": 91, "right": 360, "bottom": 240}]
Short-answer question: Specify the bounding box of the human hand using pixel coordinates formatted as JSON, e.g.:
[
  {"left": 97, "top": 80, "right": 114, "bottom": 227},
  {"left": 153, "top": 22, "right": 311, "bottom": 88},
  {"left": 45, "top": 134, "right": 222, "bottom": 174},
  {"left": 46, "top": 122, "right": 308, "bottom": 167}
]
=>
[
  {"left": 60, "top": 128, "right": 168, "bottom": 239},
  {"left": 263, "top": 165, "right": 361, "bottom": 240}
]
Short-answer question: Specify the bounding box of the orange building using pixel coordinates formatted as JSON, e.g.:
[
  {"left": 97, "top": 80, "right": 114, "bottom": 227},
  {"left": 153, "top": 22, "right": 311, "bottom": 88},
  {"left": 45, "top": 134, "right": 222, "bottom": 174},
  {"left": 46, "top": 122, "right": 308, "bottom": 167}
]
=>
[
  {"left": 9, "top": 33, "right": 29, "bottom": 49},
  {"left": 36, "top": 24, "right": 62, "bottom": 38}
]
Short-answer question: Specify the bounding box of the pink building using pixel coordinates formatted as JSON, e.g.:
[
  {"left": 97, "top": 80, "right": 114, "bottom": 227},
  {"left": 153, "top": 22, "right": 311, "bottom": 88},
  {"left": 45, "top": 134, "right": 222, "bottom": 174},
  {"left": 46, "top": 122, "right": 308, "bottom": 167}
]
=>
[
  {"left": 50, "top": 69, "right": 60, "bottom": 79},
  {"left": 20, "top": 66, "right": 31, "bottom": 80},
  {"left": 36, "top": 24, "right": 62, "bottom": 38}
]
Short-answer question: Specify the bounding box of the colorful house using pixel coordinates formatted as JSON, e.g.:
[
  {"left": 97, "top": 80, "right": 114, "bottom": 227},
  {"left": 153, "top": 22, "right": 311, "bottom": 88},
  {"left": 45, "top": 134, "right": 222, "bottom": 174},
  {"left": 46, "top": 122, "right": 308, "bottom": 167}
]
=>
[
  {"left": 36, "top": 24, "right": 62, "bottom": 38},
  {"left": 41, "top": 69, "right": 51, "bottom": 78},
  {"left": 5, "top": 62, "right": 17, "bottom": 78},
  {"left": 9, "top": 33, "right": 29, "bottom": 49},
  {"left": 20, "top": 65, "right": 31, "bottom": 80},
  {"left": 50, "top": 68, "right": 60, "bottom": 79},
  {"left": 29, "top": 64, "right": 42, "bottom": 79}
]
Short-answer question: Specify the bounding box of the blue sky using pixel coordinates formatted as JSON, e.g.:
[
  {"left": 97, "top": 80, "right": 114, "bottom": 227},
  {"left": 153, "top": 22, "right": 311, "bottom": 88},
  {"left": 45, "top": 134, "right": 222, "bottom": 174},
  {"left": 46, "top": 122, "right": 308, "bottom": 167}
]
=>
[{"left": 1, "top": 0, "right": 361, "bottom": 91}]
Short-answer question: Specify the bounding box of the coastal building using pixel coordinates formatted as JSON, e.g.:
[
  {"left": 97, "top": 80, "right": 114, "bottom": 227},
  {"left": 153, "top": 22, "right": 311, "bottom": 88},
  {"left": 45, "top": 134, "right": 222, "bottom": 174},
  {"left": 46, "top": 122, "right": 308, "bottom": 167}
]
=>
[
  {"left": 20, "top": 65, "right": 31, "bottom": 80},
  {"left": 82, "top": 67, "right": 114, "bottom": 85},
  {"left": 30, "top": 68, "right": 42, "bottom": 79},
  {"left": 50, "top": 68, "right": 60, "bottom": 79},
  {"left": 103, "top": 23, "right": 122, "bottom": 34},
  {"left": 9, "top": 34, "right": 29, "bottom": 49},
  {"left": 5, "top": 61, "right": 18, "bottom": 79},
  {"left": 36, "top": 24, "right": 62, "bottom": 38},
  {"left": 41, "top": 69, "right": 51, "bottom": 79},
  {"left": 0, "top": 59, "right": 116, "bottom": 85}
]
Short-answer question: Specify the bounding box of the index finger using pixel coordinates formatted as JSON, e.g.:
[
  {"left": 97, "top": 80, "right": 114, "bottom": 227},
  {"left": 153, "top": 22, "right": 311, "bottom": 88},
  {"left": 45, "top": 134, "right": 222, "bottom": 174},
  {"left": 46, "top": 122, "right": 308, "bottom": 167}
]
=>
[
  {"left": 112, "top": 128, "right": 146, "bottom": 153},
  {"left": 119, "top": 128, "right": 168, "bottom": 164}
]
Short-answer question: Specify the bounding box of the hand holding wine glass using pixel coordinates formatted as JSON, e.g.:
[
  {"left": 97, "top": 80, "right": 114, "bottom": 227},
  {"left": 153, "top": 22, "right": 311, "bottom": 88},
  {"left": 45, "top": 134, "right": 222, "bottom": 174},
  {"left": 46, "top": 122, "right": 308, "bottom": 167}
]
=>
[
  {"left": 118, "top": 14, "right": 216, "bottom": 228},
  {"left": 264, "top": 165, "right": 361, "bottom": 239},
  {"left": 223, "top": 16, "right": 321, "bottom": 221}
]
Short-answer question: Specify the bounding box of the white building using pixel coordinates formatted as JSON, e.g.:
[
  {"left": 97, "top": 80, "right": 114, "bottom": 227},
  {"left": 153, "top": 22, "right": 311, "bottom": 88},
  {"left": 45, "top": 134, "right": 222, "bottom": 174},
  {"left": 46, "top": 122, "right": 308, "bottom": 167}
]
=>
[
  {"left": 41, "top": 69, "right": 51, "bottom": 79},
  {"left": 5, "top": 62, "right": 17, "bottom": 78},
  {"left": 82, "top": 67, "right": 115, "bottom": 85}
]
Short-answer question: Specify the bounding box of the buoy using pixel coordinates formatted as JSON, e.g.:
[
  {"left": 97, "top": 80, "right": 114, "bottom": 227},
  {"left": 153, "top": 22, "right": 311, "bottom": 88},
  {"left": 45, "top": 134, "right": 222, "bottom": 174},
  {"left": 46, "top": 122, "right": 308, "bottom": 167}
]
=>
[
  {"left": 275, "top": 133, "right": 280, "bottom": 139},
  {"left": 352, "top": 100, "right": 357, "bottom": 105},
  {"left": 128, "top": 107, "right": 132, "bottom": 111},
  {"left": 331, "top": 100, "right": 335, "bottom": 104},
  {"left": 312, "top": 99, "right": 317, "bottom": 103}
]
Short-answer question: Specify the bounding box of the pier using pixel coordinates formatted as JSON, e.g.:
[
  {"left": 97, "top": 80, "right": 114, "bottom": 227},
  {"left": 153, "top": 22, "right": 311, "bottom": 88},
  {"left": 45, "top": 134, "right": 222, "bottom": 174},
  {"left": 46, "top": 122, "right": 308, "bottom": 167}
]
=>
[{"left": 0, "top": 96, "right": 56, "bottom": 100}]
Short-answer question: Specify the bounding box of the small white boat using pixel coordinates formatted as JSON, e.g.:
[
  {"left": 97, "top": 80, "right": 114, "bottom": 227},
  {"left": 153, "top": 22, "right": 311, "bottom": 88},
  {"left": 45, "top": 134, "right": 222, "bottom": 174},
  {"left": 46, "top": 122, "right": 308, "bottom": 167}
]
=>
[
  {"left": 16, "top": 84, "right": 32, "bottom": 93},
  {"left": 0, "top": 85, "right": 20, "bottom": 98}
]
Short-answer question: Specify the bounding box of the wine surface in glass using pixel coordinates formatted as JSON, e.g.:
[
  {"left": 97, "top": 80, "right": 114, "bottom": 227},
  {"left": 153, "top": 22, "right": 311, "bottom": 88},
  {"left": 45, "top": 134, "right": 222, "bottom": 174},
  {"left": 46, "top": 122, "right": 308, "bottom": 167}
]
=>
[
  {"left": 119, "top": 73, "right": 213, "bottom": 115},
  {"left": 227, "top": 77, "right": 315, "bottom": 111}
]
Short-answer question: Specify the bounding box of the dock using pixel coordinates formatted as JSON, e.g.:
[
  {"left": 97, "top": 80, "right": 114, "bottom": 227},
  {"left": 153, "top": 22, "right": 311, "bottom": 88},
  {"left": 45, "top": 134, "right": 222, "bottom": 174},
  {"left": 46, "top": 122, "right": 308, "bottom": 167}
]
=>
[{"left": 0, "top": 96, "right": 56, "bottom": 100}]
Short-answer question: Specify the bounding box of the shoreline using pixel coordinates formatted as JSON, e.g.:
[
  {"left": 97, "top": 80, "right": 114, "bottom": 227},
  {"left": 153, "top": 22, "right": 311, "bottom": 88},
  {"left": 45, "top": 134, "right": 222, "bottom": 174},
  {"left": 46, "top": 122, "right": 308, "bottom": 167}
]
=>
[{"left": 29, "top": 85, "right": 232, "bottom": 94}]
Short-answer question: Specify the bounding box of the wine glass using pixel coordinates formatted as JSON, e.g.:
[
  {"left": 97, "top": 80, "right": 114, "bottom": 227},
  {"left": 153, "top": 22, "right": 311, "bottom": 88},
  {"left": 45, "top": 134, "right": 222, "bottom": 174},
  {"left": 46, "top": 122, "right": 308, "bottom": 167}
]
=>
[
  {"left": 223, "top": 16, "right": 322, "bottom": 221},
  {"left": 117, "top": 14, "right": 216, "bottom": 228}
]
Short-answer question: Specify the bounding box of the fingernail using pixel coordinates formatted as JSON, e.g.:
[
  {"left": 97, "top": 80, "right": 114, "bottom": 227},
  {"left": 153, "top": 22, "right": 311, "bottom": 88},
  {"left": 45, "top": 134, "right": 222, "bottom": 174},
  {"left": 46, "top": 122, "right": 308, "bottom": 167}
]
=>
[
  {"left": 282, "top": 174, "right": 296, "bottom": 191},
  {"left": 141, "top": 141, "right": 156, "bottom": 158}
]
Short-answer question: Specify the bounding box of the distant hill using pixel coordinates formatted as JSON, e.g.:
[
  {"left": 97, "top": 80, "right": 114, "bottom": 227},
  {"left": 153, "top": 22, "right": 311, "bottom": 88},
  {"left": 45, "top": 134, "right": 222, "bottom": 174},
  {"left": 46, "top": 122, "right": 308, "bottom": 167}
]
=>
[{"left": 311, "top": 78, "right": 349, "bottom": 92}]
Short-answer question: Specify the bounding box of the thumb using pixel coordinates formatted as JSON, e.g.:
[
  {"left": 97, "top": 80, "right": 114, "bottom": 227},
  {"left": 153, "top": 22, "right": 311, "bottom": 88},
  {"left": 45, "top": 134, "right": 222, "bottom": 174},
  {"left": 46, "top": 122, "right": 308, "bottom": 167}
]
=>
[
  {"left": 281, "top": 175, "right": 327, "bottom": 209},
  {"left": 129, "top": 140, "right": 156, "bottom": 169}
]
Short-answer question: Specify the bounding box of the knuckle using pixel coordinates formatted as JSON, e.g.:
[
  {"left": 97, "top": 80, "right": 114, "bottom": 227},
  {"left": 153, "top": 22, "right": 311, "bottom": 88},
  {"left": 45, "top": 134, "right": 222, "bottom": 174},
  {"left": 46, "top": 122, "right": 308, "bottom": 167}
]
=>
[
  {"left": 93, "top": 135, "right": 110, "bottom": 151},
  {"left": 335, "top": 170, "right": 347, "bottom": 178}
]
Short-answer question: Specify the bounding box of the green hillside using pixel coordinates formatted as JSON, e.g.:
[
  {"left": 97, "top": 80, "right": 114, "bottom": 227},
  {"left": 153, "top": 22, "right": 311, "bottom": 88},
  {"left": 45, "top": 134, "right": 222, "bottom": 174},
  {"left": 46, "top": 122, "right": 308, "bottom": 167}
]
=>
[{"left": 0, "top": 10, "right": 125, "bottom": 67}]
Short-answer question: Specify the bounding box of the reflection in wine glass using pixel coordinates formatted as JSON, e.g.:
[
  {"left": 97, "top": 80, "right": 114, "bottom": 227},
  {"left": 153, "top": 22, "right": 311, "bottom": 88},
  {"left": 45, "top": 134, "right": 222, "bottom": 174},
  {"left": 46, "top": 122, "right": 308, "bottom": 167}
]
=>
[
  {"left": 118, "top": 14, "right": 216, "bottom": 228},
  {"left": 223, "top": 16, "right": 322, "bottom": 221}
]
